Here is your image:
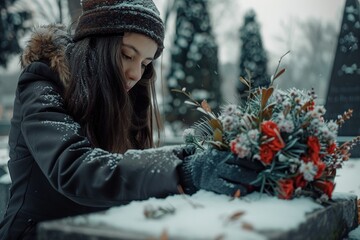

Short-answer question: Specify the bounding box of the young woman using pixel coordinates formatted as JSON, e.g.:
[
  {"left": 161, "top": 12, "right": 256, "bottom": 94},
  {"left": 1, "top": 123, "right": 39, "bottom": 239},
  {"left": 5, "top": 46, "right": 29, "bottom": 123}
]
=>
[{"left": 0, "top": 0, "right": 254, "bottom": 239}]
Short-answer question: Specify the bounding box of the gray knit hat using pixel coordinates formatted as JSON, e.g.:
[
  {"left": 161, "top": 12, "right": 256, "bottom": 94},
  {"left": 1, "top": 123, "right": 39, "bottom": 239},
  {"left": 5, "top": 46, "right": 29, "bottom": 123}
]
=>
[{"left": 74, "top": 0, "right": 164, "bottom": 53}]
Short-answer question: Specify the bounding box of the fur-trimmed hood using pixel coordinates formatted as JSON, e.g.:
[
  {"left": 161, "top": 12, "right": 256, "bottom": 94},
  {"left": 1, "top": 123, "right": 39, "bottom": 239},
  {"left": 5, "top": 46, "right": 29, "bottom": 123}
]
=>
[{"left": 21, "top": 24, "right": 73, "bottom": 86}]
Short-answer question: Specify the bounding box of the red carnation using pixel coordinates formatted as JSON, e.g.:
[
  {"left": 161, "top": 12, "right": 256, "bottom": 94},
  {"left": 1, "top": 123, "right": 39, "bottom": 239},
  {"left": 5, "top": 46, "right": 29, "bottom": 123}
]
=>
[
  {"left": 230, "top": 141, "right": 237, "bottom": 155},
  {"left": 261, "top": 121, "right": 285, "bottom": 151},
  {"left": 307, "top": 136, "right": 320, "bottom": 162},
  {"left": 314, "top": 180, "right": 335, "bottom": 198},
  {"left": 327, "top": 143, "right": 337, "bottom": 154},
  {"left": 294, "top": 174, "right": 307, "bottom": 189},
  {"left": 268, "top": 138, "right": 285, "bottom": 151},
  {"left": 277, "top": 179, "right": 294, "bottom": 200},
  {"left": 261, "top": 121, "right": 279, "bottom": 137},
  {"left": 260, "top": 145, "right": 274, "bottom": 165},
  {"left": 314, "top": 161, "right": 326, "bottom": 179}
]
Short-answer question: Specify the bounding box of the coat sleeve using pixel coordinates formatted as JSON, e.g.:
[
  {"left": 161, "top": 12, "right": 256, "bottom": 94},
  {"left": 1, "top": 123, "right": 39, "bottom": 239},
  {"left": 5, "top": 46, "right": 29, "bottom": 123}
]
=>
[{"left": 18, "top": 62, "right": 182, "bottom": 207}]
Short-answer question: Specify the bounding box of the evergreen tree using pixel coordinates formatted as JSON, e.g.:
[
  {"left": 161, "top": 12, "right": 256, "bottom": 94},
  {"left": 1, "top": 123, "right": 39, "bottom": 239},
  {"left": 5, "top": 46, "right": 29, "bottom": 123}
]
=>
[
  {"left": 0, "top": 0, "right": 31, "bottom": 68},
  {"left": 237, "top": 9, "right": 269, "bottom": 100},
  {"left": 325, "top": 0, "right": 360, "bottom": 156},
  {"left": 165, "top": 0, "right": 221, "bottom": 135}
]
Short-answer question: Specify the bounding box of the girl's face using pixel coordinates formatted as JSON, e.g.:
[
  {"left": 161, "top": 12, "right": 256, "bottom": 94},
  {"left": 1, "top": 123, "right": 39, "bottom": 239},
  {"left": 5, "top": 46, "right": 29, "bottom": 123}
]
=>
[{"left": 120, "top": 32, "right": 158, "bottom": 92}]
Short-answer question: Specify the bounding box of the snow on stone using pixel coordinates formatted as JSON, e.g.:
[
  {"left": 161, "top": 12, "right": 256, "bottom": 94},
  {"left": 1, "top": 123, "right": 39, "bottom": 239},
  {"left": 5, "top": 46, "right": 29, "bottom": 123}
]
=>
[
  {"left": 334, "top": 158, "right": 360, "bottom": 197},
  {"left": 62, "top": 155, "right": 360, "bottom": 239},
  {"left": 76, "top": 190, "right": 323, "bottom": 239}
]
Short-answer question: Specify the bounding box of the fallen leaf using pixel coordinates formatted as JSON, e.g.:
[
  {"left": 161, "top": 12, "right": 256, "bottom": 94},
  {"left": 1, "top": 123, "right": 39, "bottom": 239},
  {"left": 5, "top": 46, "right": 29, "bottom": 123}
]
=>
[
  {"left": 233, "top": 189, "right": 241, "bottom": 198},
  {"left": 242, "top": 222, "right": 254, "bottom": 231},
  {"left": 160, "top": 230, "right": 168, "bottom": 240},
  {"left": 228, "top": 211, "right": 246, "bottom": 221}
]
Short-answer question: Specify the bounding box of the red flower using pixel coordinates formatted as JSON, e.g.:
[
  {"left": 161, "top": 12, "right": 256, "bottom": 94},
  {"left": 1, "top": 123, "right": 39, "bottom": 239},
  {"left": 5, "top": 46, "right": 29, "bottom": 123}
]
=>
[
  {"left": 314, "top": 161, "right": 326, "bottom": 179},
  {"left": 277, "top": 179, "right": 294, "bottom": 200},
  {"left": 301, "top": 155, "right": 311, "bottom": 163},
  {"left": 294, "top": 174, "right": 307, "bottom": 189},
  {"left": 230, "top": 141, "right": 237, "bottom": 154},
  {"left": 327, "top": 143, "right": 337, "bottom": 154},
  {"left": 307, "top": 136, "right": 320, "bottom": 162},
  {"left": 268, "top": 138, "right": 285, "bottom": 151},
  {"left": 260, "top": 145, "right": 274, "bottom": 165},
  {"left": 314, "top": 180, "right": 335, "bottom": 198},
  {"left": 261, "top": 121, "right": 285, "bottom": 151},
  {"left": 307, "top": 100, "right": 315, "bottom": 111},
  {"left": 261, "top": 121, "right": 279, "bottom": 137},
  {"left": 307, "top": 136, "right": 320, "bottom": 154}
]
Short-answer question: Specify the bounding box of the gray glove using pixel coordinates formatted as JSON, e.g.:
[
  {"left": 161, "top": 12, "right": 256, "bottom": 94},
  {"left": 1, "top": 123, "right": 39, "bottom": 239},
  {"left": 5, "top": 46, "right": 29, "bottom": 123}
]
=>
[{"left": 179, "top": 148, "right": 259, "bottom": 196}]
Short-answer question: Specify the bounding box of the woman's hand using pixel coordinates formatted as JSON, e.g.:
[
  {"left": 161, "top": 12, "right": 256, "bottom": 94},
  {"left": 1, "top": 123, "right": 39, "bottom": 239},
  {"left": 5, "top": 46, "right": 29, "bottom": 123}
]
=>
[{"left": 179, "top": 149, "right": 259, "bottom": 196}]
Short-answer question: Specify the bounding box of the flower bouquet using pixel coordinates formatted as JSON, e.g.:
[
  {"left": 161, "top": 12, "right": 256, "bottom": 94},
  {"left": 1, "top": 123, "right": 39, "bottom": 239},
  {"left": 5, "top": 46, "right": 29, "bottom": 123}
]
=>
[{"left": 176, "top": 59, "right": 360, "bottom": 202}]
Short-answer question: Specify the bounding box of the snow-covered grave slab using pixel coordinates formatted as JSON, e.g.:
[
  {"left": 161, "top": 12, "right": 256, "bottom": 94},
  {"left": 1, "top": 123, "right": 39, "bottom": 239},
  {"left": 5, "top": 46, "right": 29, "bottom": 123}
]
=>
[{"left": 38, "top": 190, "right": 357, "bottom": 240}]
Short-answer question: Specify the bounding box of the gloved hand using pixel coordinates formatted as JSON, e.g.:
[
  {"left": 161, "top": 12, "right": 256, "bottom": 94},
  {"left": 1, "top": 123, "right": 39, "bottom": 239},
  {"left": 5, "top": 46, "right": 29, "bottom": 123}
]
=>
[
  {"left": 178, "top": 148, "right": 260, "bottom": 196},
  {"left": 172, "top": 145, "right": 196, "bottom": 160}
]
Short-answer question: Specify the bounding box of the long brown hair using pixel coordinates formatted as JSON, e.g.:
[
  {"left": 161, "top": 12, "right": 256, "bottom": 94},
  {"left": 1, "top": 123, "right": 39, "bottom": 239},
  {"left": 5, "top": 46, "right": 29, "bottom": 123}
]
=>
[{"left": 65, "top": 36, "right": 161, "bottom": 153}]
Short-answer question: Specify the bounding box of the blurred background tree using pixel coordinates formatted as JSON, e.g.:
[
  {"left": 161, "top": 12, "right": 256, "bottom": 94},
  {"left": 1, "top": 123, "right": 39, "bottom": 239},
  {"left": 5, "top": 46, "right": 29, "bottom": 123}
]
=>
[
  {"left": 237, "top": 9, "right": 269, "bottom": 101},
  {"left": 0, "top": 0, "right": 81, "bottom": 69},
  {"left": 0, "top": 0, "right": 31, "bottom": 68},
  {"left": 164, "top": 0, "right": 221, "bottom": 135},
  {"left": 0, "top": 0, "right": 81, "bottom": 128}
]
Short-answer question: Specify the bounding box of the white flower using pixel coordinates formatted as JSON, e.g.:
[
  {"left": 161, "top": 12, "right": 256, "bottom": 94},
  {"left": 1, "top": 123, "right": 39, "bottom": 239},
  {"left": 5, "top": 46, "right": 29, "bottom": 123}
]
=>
[
  {"left": 310, "top": 118, "right": 321, "bottom": 128},
  {"left": 282, "top": 99, "right": 292, "bottom": 108},
  {"left": 275, "top": 92, "right": 284, "bottom": 104},
  {"left": 299, "top": 161, "right": 318, "bottom": 181},
  {"left": 327, "top": 120, "right": 338, "bottom": 133},
  {"left": 221, "top": 115, "right": 239, "bottom": 131},
  {"left": 319, "top": 126, "right": 336, "bottom": 141},
  {"left": 230, "top": 134, "right": 251, "bottom": 158},
  {"left": 278, "top": 119, "right": 295, "bottom": 133},
  {"left": 247, "top": 129, "right": 259, "bottom": 142},
  {"left": 315, "top": 106, "right": 326, "bottom": 115},
  {"left": 309, "top": 110, "right": 321, "bottom": 119},
  {"left": 231, "top": 141, "right": 251, "bottom": 158},
  {"left": 221, "top": 104, "right": 238, "bottom": 116}
]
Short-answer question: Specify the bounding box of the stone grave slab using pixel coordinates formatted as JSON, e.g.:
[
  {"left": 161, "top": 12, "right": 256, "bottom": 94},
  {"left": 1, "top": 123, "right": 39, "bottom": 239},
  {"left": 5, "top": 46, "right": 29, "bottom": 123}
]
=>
[{"left": 38, "top": 192, "right": 358, "bottom": 240}]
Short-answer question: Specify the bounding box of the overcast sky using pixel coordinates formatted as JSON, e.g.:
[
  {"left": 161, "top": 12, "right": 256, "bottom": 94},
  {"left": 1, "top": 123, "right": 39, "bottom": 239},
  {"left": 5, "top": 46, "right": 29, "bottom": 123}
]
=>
[{"left": 154, "top": 0, "right": 345, "bottom": 63}]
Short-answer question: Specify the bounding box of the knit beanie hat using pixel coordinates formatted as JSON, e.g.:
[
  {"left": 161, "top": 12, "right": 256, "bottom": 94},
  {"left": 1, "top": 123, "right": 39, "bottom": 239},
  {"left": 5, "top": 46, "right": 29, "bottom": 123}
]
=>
[{"left": 74, "top": 0, "right": 164, "bottom": 53}]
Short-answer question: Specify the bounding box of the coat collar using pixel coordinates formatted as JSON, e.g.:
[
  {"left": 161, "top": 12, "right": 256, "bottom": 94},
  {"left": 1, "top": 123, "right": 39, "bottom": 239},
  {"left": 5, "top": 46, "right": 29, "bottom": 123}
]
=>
[{"left": 20, "top": 24, "right": 72, "bottom": 86}]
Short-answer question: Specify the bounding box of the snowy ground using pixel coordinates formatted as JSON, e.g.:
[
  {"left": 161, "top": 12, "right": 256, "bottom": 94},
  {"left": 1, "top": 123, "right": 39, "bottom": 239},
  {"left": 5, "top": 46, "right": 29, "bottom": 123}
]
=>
[{"left": 335, "top": 159, "right": 360, "bottom": 197}]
